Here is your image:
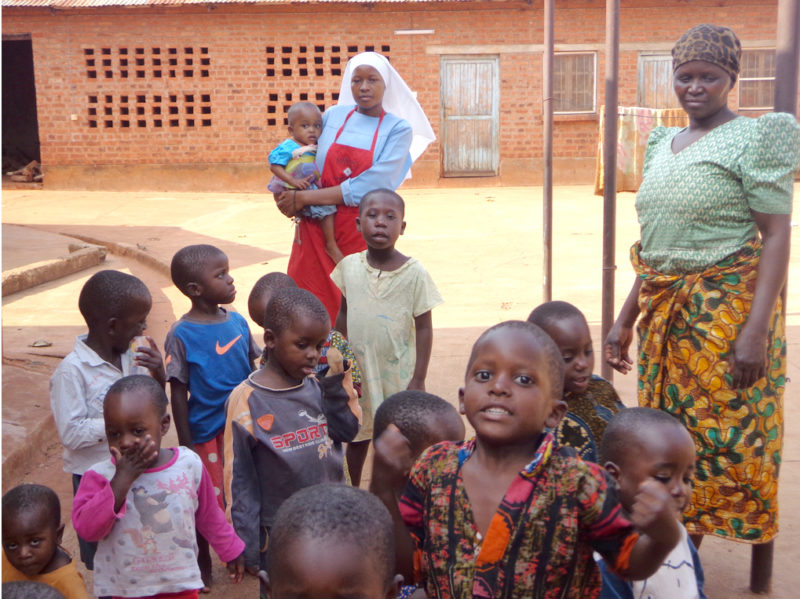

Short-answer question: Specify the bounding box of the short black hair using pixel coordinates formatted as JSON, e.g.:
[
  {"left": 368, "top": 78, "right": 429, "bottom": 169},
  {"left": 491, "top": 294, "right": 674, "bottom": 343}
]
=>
[
  {"left": 466, "top": 320, "right": 565, "bottom": 401},
  {"left": 2, "top": 484, "right": 61, "bottom": 530},
  {"left": 600, "top": 407, "right": 687, "bottom": 465},
  {"left": 2, "top": 582, "right": 66, "bottom": 599},
  {"left": 527, "top": 300, "right": 587, "bottom": 332},
  {"left": 248, "top": 272, "right": 297, "bottom": 327},
  {"left": 105, "top": 374, "right": 169, "bottom": 416},
  {"left": 170, "top": 244, "right": 226, "bottom": 294},
  {"left": 78, "top": 270, "right": 151, "bottom": 328},
  {"left": 359, "top": 188, "right": 405, "bottom": 215},
  {"left": 373, "top": 390, "right": 461, "bottom": 450},
  {"left": 264, "top": 287, "right": 329, "bottom": 336},
  {"left": 267, "top": 483, "right": 394, "bottom": 584},
  {"left": 287, "top": 101, "right": 322, "bottom": 123}
]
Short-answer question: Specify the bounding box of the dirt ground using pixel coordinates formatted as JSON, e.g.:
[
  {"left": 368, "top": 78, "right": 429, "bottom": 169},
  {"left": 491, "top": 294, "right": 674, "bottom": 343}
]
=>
[{"left": 2, "top": 186, "right": 799, "bottom": 598}]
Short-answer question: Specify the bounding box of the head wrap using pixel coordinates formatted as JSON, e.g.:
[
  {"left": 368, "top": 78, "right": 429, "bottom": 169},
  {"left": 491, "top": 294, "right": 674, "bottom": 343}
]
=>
[
  {"left": 338, "top": 52, "right": 435, "bottom": 164},
  {"left": 672, "top": 24, "right": 741, "bottom": 80}
]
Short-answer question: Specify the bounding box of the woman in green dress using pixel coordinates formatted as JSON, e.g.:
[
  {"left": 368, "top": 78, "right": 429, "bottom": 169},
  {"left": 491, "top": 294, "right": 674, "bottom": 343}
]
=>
[{"left": 604, "top": 23, "right": 800, "bottom": 578}]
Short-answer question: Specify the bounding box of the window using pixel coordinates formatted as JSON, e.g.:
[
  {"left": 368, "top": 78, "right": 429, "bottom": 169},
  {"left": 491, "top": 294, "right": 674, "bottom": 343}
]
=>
[
  {"left": 637, "top": 54, "right": 681, "bottom": 109},
  {"left": 553, "top": 52, "right": 596, "bottom": 113},
  {"left": 739, "top": 49, "right": 775, "bottom": 110}
]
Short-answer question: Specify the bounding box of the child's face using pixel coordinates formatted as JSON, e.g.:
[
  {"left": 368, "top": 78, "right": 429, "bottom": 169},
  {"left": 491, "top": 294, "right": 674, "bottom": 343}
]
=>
[
  {"left": 459, "top": 328, "right": 566, "bottom": 446},
  {"left": 288, "top": 106, "right": 323, "bottom": 147},
  {"left": 104, "top": 390, "right": 170, "bottom": 466},
  {"left": 193, "top": 253, "right": 236, "bottom": 305},
  {"left": 265, "top": 313, "right": 330, "bottom": 382},
  {"left": 2, "top": 506, "right": 62, "bottom": 577},
  {"left": 267, "top": 537, "right": 397, "bottom": 599},
  {"left": 545, "top": 316, "right": 594, "bottom": 395},
  {"left": 356, "top": 194, "right": 406, "bottom": 251},
  {"left": 110, "top": 294, "right": 151, "bottom": 353},
  {"left": 608, "top": 425, "right": 696, "bottom": 515}
]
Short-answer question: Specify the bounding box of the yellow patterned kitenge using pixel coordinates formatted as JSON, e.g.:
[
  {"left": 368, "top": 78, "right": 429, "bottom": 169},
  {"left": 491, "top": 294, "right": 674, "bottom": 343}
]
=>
[{"left": 633, "top": 113, "right": 800, "bottom": 543}]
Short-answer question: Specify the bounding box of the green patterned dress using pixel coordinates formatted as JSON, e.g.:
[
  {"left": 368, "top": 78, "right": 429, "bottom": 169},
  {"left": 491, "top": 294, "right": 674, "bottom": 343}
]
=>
[{"left": 634, "top": 113, "right": 800, "bottom": 543}]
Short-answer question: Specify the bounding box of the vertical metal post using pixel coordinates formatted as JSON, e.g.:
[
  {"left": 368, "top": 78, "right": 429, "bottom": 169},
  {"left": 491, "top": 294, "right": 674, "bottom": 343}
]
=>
[
  {"left": 542, "top": 0, "right": 554, "bottom": 302},
  {"left": 750, "top": 0, "right": 800, "bottom": 594},
  {"left": 600, "top": 0, "right": 620, "bottom": 380}
]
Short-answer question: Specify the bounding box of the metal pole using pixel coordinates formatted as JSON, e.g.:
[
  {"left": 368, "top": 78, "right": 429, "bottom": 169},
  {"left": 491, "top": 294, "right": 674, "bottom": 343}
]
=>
[
  {"left": 542, "top": 0, "right": 554, "bottom": 302},
  {"left": 750, "top": 0, "right": 800, "bottom": 593},
  {"left": 600, "top": 0, "right": 619, "bottom": 381}
]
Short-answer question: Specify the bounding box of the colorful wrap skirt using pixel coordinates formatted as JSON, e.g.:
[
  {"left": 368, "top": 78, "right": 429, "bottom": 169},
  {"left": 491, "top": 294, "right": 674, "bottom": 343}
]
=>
[{"left": 633, "top": 238, "right": 784, "bottom": 543}]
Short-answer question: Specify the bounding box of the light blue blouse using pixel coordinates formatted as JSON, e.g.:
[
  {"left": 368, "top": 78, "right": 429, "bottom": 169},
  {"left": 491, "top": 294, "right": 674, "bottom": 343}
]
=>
[{"left": 315, "top": 104, "right": 413, "bottom": 207}]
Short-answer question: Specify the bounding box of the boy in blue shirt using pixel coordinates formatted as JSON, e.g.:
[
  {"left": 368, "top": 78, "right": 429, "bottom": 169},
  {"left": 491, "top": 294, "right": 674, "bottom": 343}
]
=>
[{"left": 165, "top": 244, "right": 259, "bottom": 590}]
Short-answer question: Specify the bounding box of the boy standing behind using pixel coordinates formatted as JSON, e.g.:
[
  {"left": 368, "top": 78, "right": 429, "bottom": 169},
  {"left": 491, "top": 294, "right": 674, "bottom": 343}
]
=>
[
  {"left": 331, "top": 188, "right": 443, "bottom": 486},
  {"left": 50, "top": 270, "right": 165, "bottom": 571},
  {"left": 165, "top": 244, "right": 259, "bottom": 587}
]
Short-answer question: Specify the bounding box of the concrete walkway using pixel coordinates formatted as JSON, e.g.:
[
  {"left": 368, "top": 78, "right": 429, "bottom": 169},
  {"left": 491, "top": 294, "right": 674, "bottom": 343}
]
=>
[{"left": 2, "top": 186, "right": 798, "bottom": 597}]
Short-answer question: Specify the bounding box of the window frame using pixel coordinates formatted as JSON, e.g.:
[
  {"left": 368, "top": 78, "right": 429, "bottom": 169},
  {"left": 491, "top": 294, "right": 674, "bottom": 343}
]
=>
[
  {"left": 738, "top": 48, "right": 776, "bottom": 111},
  {"left": 553, "top": 51, "right": 597, "bottom": 115}
]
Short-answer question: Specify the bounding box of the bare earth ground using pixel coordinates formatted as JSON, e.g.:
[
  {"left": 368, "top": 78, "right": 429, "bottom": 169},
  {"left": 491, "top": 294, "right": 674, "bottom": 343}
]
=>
[{"left": 2, "top": 185, "right": 799, "bottom": 598}]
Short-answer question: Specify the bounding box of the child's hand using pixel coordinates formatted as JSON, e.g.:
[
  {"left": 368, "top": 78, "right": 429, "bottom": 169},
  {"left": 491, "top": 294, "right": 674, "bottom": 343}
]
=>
[
  {"left": 134, "top": 336, "right": 165, "bottom": 377},
  {"left": 370, "top": 424, "right": 414, "bottom": 495},
  {"left": 111, "top": 435, "right": 159, "bottom": 479},
  {"left": 289, "top": 176, "right": 313, "bottom": 190},
  {"left": 227, "top": 552, "right": 245, "bottom": 583},
  {"left": 629, "top": 479, "right": 681, "bottom": 549}
]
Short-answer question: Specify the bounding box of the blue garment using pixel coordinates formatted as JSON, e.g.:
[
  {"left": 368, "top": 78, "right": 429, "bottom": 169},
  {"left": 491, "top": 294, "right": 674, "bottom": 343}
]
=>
[
  {"left": 315, "top": 104, "right": 413, "bottom": 207},
  {"left": 597, "top": 527, "right": 706, "bottom": 599},
  {"left": 165, "top": 310, "right": 257, "bottom": 443},
  {"left": 268, "top": 138, "right": 334, "bottom": 220}
]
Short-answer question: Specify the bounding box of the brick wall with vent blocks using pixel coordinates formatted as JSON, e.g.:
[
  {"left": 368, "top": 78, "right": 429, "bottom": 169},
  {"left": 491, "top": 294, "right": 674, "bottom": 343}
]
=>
[{"left": 2, "top": 0, "right": 790, "bottom": 187}]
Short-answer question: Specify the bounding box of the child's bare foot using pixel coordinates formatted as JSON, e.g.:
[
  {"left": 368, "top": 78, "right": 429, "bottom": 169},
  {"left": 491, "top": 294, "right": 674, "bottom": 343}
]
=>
[{"left": 326, "top": 243, "right": 345, "bottom": 264}]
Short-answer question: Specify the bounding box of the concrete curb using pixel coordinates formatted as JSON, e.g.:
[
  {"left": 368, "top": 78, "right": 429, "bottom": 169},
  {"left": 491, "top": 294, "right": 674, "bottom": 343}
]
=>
[
  {"left": 1, "top": 245, "right": 107, "bottom": 297},
  {"left": 64, "top": 234, "right": 171, "bottom": 278},
  {"left": 1, "top": 409, "right": 57, "bottom": 490}
]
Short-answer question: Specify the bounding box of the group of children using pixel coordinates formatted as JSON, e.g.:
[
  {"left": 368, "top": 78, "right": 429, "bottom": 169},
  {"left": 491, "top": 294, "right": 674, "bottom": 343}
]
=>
[{"left": 3, "top": 182, "right": 708, "bottom": 599}]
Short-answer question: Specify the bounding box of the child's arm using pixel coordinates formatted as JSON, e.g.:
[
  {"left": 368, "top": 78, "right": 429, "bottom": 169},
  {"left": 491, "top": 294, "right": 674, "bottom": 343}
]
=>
[
  {"left": 335, "top": 297, "right": 348, "bottom": 338},
  {"left": 608, "top": 480, "right": 682, "bottom": 580},
  {"left": 369, "top": 425, "right": 419, "bottom": 582},
  {"left": 72, "top": 438, "right": 157, "bottom": 540},
  {"left": 270, "top": 163, "right": 314, "bottom": 190},
  {"left": 318, "top": 358, "right": 360, "bottom": 443},
  {"left": 195, "top": 459, "right": 246, "bottom": 583},
  {"left": 133, "top": 335, "right": 166, "bottom": 388},
  {"left": 50, "top": 367, "right": 106, "bottom": 451},
  {"left": 408, "top": 310, "right": 433, "bottom": 391},
  {"left": 169, "top": 381, "right": 194, "bottom": 451}
]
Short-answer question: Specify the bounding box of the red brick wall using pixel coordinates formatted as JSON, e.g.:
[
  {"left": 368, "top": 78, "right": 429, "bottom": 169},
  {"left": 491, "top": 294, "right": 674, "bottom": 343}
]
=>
[{"left": 2, "top": 0, "right": 790, "bottom": 190}]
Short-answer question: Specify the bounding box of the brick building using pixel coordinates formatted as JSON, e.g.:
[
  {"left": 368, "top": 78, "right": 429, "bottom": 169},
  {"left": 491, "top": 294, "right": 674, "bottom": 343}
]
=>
[{"left": 1, "top": 0, "right": 793, "bottom": 191}]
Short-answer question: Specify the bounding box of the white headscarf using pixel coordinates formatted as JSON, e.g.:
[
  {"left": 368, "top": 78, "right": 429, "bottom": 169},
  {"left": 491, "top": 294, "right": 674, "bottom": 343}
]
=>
[{"left": 338, "top": 52, "right": 435, "bottom": 164}]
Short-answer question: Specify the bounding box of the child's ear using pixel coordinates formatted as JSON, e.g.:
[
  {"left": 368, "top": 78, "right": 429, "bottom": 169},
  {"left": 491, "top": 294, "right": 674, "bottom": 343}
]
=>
[
  {"left": 604, "top": 461, "right": 621, "bottom": 481},
  {"left": 356, "top": 216, "right": 362, "bottom": 232},
  {"left": 160, "top": 413, "right": 171, "bottom": 435},
  {"left": 458, "top": 387, "right": 466, "bottom": 415},
  {"left": 400, "top": 220, "right": 407, "bottom": 235},
  {"left": 384, "top": 574, "right": 404, "bottom": 599},
  {"left": 186, "top": 281, "right": 202, "bottom": 298},
  {"left": 56, "top": 522, "right": 65, "bottom": 546},
  {"left": 544, "top": 399, "right": 567, "bottom": 429},
  {"left": 264, "top": 329, "right": 277, "bottom": 349}
]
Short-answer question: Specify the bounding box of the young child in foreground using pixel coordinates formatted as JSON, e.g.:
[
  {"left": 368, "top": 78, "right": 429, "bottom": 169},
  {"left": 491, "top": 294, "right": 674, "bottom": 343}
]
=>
[
  {"left": 2, "top": 484, "right": 89, "bottom": 599},
  {"left": 268, "top": 102, "right": 343, "bottom": 263},
  {"left": 248, "top": 271, "right": 362, "bottom": 392},
  {"left": 72, "top": 375, "right": 245, "bottom": 599},
  {"left": 597, "top": 408, "right": 706, "bottom": 599},
  {"left": 224, "top": 287, "right": 361, "bottom": 576},
  {"left": 165, "top": 244, "right": 259, "bottom": 587},
  {"left": 371, "top": 391, "right": 465, "bottom": 599},
  {"left": 261, "top": 483, "right": 401, "bottom": 599},
  {"left": 332, "top": 188, "right": 443, "bottom": 486},
  {"left": 372, "top": 321, "right": 682, "bottom": 598},
  {"left": 528, "top": 300, "right": 624, "bottom": 462},
  {"left": 50, "top": 270, "right": 165, "bottom": 571}
]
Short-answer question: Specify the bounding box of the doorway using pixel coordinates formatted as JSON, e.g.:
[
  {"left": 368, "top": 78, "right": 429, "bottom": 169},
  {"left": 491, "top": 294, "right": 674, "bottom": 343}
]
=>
[{"left": 3, "top": 36, "right": 41, "bottom": 172}]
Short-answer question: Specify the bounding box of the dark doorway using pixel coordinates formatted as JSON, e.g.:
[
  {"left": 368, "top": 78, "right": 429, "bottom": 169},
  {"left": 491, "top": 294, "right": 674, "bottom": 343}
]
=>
[{"left": 3, "top": 37, "right": 41, "bottom": 172}]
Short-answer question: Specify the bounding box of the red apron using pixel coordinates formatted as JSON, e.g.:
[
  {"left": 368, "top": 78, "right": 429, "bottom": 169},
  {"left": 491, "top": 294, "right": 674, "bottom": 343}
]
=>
[{"left": 287, "top": 108, "right": 385, "bottom": 322}]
